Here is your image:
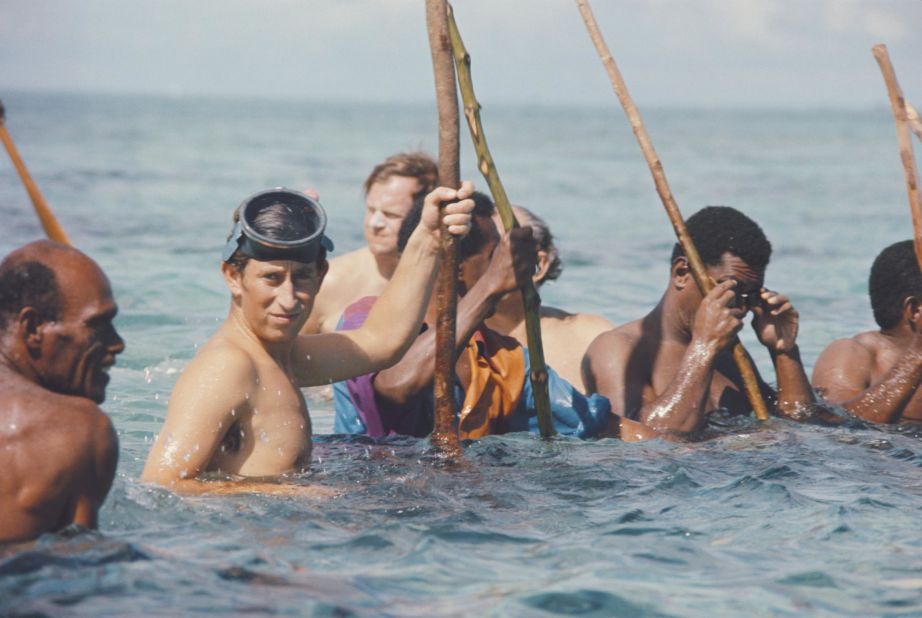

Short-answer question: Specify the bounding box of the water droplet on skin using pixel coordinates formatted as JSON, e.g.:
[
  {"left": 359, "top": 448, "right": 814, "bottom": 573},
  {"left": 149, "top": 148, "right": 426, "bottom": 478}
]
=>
[
  {"left": 230, "top": 409, "right": 236, "bottom": 417},
  {"left": 253, "top": 408, "right": 259, "bottom": 416},
  {"left": 10, "top": 423, "right": 17, "bottom": 431},
  {"left": 183, "top": 452, "right": 191, "bottom": 462},
  {"left": 193, "top": 443, "right": 200, "bottom": 452},
  {"left": 299, "top": 423, "right": 305, "bottom": 430},
  {"left": 277, "top": 447, "right": 284, "bottom": 456},
  {"left": 259, "top": 430, "right": 269, "bottom": 443},
  {"left": 180, "top": 469, "right": 189, "bottom": 478}
]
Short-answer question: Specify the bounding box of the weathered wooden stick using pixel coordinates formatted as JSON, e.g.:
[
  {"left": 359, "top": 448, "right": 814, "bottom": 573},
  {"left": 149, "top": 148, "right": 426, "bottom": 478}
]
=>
[
  {"left": 0, "top": 99, "right": 70, "bottom": 245},
  {"left": 574, "top": 0, "right": 770, "bottom": 421},
  {"left": 425, "top": 0, "right": 462, "bottom": 452},
  {"left": 906, "top": 101, "right": 922, "bottom": 144},
  {"left": 446, "top": 5, "right": 556, "bottom": 438},
  {"left": 872, "top": 45, "right": 922, "bottom": 273}
]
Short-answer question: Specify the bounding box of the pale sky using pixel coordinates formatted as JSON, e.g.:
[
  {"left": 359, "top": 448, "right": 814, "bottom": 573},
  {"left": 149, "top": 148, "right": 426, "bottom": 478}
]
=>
[{"left": 1, "top": 0, "right": 920, "bottom": 108}]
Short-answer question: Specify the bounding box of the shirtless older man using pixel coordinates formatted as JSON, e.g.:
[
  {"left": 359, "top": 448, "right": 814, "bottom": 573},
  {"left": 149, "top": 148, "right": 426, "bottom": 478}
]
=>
[
  {"left": 486, "top": 206, "right": 614, "bottom": 392},
  {"left": 0, "top": 241, "right": 123, "bottom": 542},
  {"left": 142, "top": 183, "right": 473, "bottom": 492},
  {"left": 813, "top": 240, "right": 922, "bottom": 423},
  {"left": 583, "top": 206, "right": 817, "bottom": 438},
  {"left": 302, "top": 152, "right": 438, "bottom": 333}
]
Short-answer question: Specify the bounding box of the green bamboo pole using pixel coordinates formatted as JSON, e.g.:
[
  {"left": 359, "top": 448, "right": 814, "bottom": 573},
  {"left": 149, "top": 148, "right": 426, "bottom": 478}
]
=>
[
  {"left": 574, "top": 0, "right": 770, "bottom": 421},
  {"left": 873, "top": 46, "right": 922, "bottom": 273},
  {"left": 0, "top": 99, "right": 70, "bottom": 245},
  {"left": 446, "top": 5, "right": 555, "bottom": 438},
  {"left": 425, "top": 0, "right": 462, "bottom": 453}
]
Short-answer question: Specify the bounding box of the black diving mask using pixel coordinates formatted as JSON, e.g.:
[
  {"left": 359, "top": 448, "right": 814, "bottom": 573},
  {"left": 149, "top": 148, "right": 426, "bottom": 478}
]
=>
[{"left": 222, "top": 188, "right": 335, "bottom": 264}]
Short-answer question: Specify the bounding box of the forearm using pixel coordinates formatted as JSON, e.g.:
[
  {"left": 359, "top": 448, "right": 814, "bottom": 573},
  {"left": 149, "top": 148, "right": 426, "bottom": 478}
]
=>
[
  {"left": 833, "top": 349, "right": 922, "bottom": 423},
  {"left": 374, "top": 279, "right": 501, "bottom": 405},
  {"left": 639, "top": 340, "right": 718, "bottom": 436},
  {"left": 356, "top": 228, "right": 440, "bottom": 366},
  {"left": 770, "top": 346, "right": 816, "bottom": 419}
]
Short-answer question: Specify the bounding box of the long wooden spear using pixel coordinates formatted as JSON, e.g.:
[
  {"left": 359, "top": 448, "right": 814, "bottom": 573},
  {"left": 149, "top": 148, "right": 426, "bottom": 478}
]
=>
[
  {"left": 446, "top": 5, "right": 556, "bottom": 438},
  {"left": 0, "top": 98, "right": 70, "bottom": 244},
  {"left": 574, "top": 0, "right": 770, "bottom": 421},
  {"left": 873, "top": 46, "right": 922, "bottom": 272},
  {"left": 425, "top": 0, "right": 462, "bottom": 453},
  {"left": 906, "top": 101, "right": 922, "bottom": 144}
]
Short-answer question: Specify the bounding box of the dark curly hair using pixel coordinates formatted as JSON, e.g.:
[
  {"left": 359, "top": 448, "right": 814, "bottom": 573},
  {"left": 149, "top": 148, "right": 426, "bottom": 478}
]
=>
[
  {"left": 671, "top": 206, "right": 772, "bottom": 271},
  {"left": 0, "top": 260, "right": 63, "bottom": 331},
  {"left": 869, "top": 240, "right": 922, "bottom": 329}
]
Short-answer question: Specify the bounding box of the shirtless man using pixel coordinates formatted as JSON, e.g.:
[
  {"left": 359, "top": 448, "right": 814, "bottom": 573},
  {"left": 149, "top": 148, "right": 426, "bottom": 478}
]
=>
[
  {"left": 302, "top": 152, "right": 438, "bottom": 333},
  {"left": 486, "top": 205, "right": 613, "bottom": 392},
  {"left": 813, "top": 240, "right": 922, "bottom": 423},
  {"left": 583, "top": 206, "right": 816, "bottom": 438},
  {"left": 141, "top": 184, "right": 473, "bottom": 492},
  {"left": 0, "top": 241, "right": 123, "bottom": 542}
]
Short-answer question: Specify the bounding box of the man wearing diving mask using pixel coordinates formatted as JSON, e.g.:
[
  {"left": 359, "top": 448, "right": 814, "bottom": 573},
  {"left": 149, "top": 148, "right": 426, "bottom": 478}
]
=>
[{"left": 142, "top": 184, "right": 474, "bottom": 493}]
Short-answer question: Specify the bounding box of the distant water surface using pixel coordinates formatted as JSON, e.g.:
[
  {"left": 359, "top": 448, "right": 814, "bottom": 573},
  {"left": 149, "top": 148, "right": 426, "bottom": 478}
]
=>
[{"left": 0, "top": 92, "right": 919, "bottom": 616}]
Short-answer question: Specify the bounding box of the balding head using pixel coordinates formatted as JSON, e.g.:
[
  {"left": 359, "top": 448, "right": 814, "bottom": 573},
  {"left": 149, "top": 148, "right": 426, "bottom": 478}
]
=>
[{"left": 0, "top": 241, "right": 123, "bottom": 402}]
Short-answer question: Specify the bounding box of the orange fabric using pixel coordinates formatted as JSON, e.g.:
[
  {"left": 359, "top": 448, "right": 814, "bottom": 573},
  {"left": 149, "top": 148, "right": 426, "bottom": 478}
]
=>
[{"left": 457, "top": 329, "right": 527, "bottom": 440}]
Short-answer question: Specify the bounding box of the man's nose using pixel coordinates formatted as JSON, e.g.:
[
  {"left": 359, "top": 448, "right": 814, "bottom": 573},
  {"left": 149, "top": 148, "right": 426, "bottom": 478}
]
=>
[
  {"left": 109, "top": 329, "right": 126, "bottom": 355},
  {"left": 276, "top": 278, "right": 300, "bottom": 310},
  {"left": 369, "top": 210, "right": 386, "bottom": 229}
]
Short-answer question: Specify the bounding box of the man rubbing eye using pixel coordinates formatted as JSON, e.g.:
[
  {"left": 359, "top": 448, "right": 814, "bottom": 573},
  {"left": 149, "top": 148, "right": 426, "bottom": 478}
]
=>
[{"left": 583, "top": 206, "right": 819, "bottom": 439}]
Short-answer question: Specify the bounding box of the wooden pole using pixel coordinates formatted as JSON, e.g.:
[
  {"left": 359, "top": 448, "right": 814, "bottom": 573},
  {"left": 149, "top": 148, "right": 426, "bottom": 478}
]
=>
[
  {"left": 446, "top": 5, "right": 556, "bottom": 438},
  {"left": 872, "top": 45, "right": 922, "bottom": 273},
  {"left": 906, "top": 101, "right": 922, "bottom": 144},
  {"left": 0, "top": 99, "right": 70, "bottom": 245},
  {"left": 425, "top": 0, "right": 462, "bottom": 452},
  {"left": 574, "top": 0, "right": 770, "bottom": 421}
]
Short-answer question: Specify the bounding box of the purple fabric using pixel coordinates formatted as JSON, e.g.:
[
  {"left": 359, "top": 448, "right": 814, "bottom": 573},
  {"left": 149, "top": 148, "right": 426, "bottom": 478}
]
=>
[{"left": 339, "top": 297, "right": 387, "bottom": 437}]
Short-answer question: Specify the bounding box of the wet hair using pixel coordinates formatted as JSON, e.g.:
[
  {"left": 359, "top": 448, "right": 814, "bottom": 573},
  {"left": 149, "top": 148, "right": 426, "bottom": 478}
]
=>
[
  {"left": 670, "top": 206, "right": 772, "bottom": 271},
  {"left": 396, "top": 191, "right": 496, "bottom": 260},
  {"left": 226, "top": 202, "right": 327, "bottom": 271},
  {"left": 0, "top": 260, "right": 63, "bottom": 330},
  {"left": 363, "top": 152, "right": 438, "bottom": 202},
  {"left": 513, "top": 206, "right": 562, "bottom": 283},
  {"left": 869, "top": 240, "right": 922, "bottom": 329}
]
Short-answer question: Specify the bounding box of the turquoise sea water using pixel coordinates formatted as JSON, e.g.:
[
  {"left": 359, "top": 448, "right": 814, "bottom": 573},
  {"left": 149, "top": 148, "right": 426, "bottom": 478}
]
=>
[{"left": 1, "top": 91, "right": 921, "bottom": 616}]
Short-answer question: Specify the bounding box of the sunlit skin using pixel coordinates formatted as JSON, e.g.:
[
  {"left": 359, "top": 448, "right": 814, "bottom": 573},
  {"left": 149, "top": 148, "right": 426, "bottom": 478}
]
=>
[
  {"left": 0, "top": 241, "right": 122, "bottom": 541},
  {"left": 583, "top": 252, "right": 817, "bottom": 438},
  {"left": 485, "top": 207, "right": 614, "bottom": 392},
  {"left": 141, "top": 184, "right": 475, "bottom": 494},
  {"left": 812, "top": 297, "right": 922, "bottom": 424},
  {"left": 302, "top": 175, "right": 420, "bottom": 334}
]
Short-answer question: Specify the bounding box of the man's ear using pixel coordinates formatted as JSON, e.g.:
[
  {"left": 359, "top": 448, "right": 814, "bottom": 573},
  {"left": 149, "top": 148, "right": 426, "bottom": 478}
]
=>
[
  {"left": 533, "top": 250, "right": 550, "bottom": 285},
  {"left": 221, "top": 262, "right": 244, "bottom": 298},
  {"left": 318, "top": 259, "right": 330, "bottom": 285},
  {"left": 671, "top": 256, "right": 692, "bottom": 290},
  {"left": 18, "top": 306, "right": 45, "bottom": 352},
  {"left": 904, "top": 295, "right": 922, "bottom": 328}
]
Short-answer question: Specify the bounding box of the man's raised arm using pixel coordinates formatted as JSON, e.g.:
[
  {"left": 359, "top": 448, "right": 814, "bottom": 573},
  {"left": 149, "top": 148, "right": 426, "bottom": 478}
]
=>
[{"left": 292, "top": 183, "right": 475, "bottom": 387}]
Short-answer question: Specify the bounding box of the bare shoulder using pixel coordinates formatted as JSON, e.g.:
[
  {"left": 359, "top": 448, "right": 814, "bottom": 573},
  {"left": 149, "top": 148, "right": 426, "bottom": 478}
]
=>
[
  {"left": 170, "top": 334, "right": 258, "bottom": 405},
  {"left": 542, "top": 306, "right": 613, "bottom": 331},
  {"left": 815, "top": 332, "right": 878, "bottom": 367},
  {"left": 323, "top": 248, "right": 373, "bottom": 286},
  {"left": 586, "top": 320, "right": 643, "bottom": 359}
]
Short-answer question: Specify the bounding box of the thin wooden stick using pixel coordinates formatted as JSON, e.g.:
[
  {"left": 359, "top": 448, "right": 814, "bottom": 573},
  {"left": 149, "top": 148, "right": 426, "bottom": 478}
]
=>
[
  {"left": 425, "top": 0, "right": 462, "bottom": 453},
  {"left": 574, "top": 0, "right": 770, "bottom": 421},
  {"left": 0, "top": 99, "right": 70, "bottom": 245},
  {"left": 872, "top": 45, "right": 922, "bottom": 273},
  {"left": 446, "top": 5, "right": 556, "bottom": 438},
  {"left": 906, "top": 101, "right": 922, "bottom": 144}
]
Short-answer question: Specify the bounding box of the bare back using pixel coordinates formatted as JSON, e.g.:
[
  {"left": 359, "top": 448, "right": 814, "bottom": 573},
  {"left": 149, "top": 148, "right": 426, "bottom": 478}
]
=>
[
  {"left": 0, "top": 370, "right": 117, "bottom": 542},
  {"left": 538, "top": 307, "right": 613, "bottom": 391}
]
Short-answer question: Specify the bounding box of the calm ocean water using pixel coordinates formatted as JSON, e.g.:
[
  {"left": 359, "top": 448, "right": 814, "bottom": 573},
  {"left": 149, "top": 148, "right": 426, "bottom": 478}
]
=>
[{"left": 1, "top": 91, "right": 920, "bottom": 616}]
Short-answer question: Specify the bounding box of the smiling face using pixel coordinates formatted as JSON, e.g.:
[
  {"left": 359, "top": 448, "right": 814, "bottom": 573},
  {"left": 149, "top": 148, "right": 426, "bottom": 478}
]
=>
[
  {"left": 40, "top": 262, "right": 125, "bottom": 403},
  {"left": 228, "top": 259, "right": 327, "bottom": 343},
  {"left": 363, "top": 175, "right": 420, "bottom": 258}
]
